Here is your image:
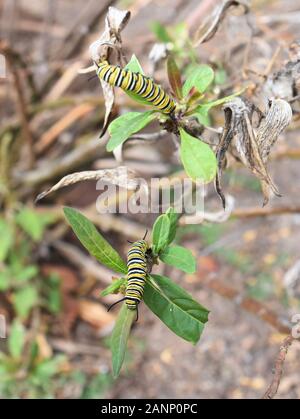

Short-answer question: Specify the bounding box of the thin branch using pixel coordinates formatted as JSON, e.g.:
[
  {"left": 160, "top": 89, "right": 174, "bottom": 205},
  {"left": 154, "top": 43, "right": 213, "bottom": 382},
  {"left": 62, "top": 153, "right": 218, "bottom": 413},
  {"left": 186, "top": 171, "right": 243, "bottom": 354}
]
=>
[
  {"left": 231, "top": 205, "right": 300, "bottom": 219},
  {"left": 49, "top": 338, "right": 110, "bottom": 356},
  {"left": 34, "top": 103, "right": 97, "bottom": 154},
  {"left": 52, "top": 240, "right": 113, "bottom": 285},
  {"left": 14, "top": 133, "right": 107, "bottom": 187},
  {"left": 262, "top": 335, "right": 298, "bottom": 399},
  {"left": 0, "top": 41, "right": 35, "bottom": 166},
  {"left": 201, "top": 276, "right": 291, "bottom": 334}
]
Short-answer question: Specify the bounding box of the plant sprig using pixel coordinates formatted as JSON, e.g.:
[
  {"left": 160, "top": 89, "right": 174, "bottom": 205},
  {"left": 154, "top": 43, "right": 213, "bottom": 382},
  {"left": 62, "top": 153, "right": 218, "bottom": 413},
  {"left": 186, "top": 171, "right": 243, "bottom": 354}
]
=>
[
  {"left": 64, "top": 206, "right": 209, "bottom": 378},
  {"left": 105, "top": 54, "right": 240, "bottom": 186}
]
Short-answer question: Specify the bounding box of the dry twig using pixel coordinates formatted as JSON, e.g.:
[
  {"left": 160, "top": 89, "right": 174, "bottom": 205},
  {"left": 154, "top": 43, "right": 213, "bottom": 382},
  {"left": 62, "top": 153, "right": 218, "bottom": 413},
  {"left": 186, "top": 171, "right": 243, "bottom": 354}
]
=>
[
  {"left": 200, "top": 276, "right": 290, "bottom": 334},
  {"left": 0, "top": 41, "right": 35, "bottom": 166},
  {"left": 262, "top": 335, "right": 298, "bottom": 399},
  {"left": 231, "top": 205, "right": 300, "bottom": 218}
]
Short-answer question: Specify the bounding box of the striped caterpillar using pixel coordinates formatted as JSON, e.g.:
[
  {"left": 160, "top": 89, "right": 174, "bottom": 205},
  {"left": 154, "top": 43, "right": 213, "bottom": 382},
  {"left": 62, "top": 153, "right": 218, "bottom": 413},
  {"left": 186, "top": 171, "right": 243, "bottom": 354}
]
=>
[
  {"left": 108, "top": 234, "right": 150, "bottom": 320},
  {"left": 96, "top": 60, "right": 176, "bottom": 114}
]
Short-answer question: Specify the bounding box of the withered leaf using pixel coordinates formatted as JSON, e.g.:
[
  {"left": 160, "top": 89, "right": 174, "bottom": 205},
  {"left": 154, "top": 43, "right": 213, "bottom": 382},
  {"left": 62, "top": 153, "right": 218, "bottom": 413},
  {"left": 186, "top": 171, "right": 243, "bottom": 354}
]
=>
[
  {"left": 194, "top": 0, "right": 250, "bottom": 46},
  {"left": 215, "top": 97, "right": 292, "bottom": 207},
  {"left": 263, "top": 57, "right": 300, "bottom": 102},
  {"left": 256, "top": 99, "right": 292, "bottom": 204},
  {"left": 89, "top": 7, "right": 130, "bottom": 63},
  {"left": 214, "top": 97, "right": 258, "bottom": 208},
  {"left": 149, "top": 43, "right": 168, "bottom": 74},
  {"left": 88, "top": 7, "right": 131, "bottom": 137},
  {"left": 35, "top": 167, "right": 139, "bottom": 202}
]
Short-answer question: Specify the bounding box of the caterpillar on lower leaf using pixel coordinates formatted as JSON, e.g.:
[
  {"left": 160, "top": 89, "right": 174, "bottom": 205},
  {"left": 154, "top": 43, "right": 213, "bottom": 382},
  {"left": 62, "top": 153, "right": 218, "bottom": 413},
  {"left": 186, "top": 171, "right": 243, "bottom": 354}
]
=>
[{"left": 107, "top": 232, "right": 151, "bottom": 321}]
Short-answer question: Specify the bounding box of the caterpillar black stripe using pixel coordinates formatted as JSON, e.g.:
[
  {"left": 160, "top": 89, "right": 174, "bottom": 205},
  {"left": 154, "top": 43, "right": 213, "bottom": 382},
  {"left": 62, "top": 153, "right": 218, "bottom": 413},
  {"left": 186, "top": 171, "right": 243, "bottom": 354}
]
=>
[{"left": 96, "top": 60, "right": 176, "bottom": 114}]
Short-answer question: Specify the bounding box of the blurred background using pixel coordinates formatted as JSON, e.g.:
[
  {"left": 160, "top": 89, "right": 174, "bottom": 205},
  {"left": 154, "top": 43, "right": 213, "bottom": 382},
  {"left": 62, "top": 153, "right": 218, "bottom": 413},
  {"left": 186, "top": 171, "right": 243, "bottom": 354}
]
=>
[{"left": 0, "top": 0, "right": 300, "bottom": 399}]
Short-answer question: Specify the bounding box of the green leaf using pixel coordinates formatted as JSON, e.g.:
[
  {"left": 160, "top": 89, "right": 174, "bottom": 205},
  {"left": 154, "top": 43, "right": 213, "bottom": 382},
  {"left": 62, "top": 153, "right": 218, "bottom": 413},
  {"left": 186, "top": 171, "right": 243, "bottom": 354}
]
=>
[
  {"left": 125, "top": 54, "right": 145, "bottom": 74},
  {"left": 80, "top": 373, "right": 112, "bottom": 399},
  {"left": 151, "top": 214, "right": 171, "bottom": 255},
  {"left": 167, "top": 56, "right": 182, "bottom": 100},
  {"left": 29, "top": 341, "right": 39, "bottom": 364},
  {"left": 192, "top": 107, "right": 212, "bottom": 127},
  {"left": 8, "top": 320, "right": 26, "bottom": 359},
  {"left": 34, "top": 355, "right": 64, "bottom": 379},
  {"left": 194, "top": 89, "right": 244, "bottom": 115},
  {"left": 165, "top": 207, "right": 179, "bottom": 245},
  {"left": 64, "top": 207, "right": 127, "bottom": 274},
  {"left": 111, "top": 304, "right": 135, "bottom": 378},
  {"left": 101, "top": 278, "right": 126, "bottom": 297},
  {"left": 106, "top": 111, "right": 156, "bottom": 152},
  {"left": 179, "top": 128, "right": 217, "bottom": 183},
  {"left": 0, "top": 270, "right": 10, "bottom": 291},
  {"left": 16, "top": 208, "right": 55, "bottom": 242},
  {"left": 124, "top": 55, "right": 151, "bottom": 106},
  {"left": 14, "top": 265, "right": 38, "bottom": 282},
  {"left": 144, "top": 275, "right": 209, "bottom": 344},
  {"left": 183, "top": 65, "right": 214, "bottom": 97},
  {"left": 173, "top": 22, "right": 188, "bottom": 39},
  {"left": 160, "top": 245, "right": 196, "bottom": 273},
  {"left": 13, "top": 286, "right": 39, "bottom": 318},
  {"left": 150, "top": 22, "right": 172, "bottom": 43},
  {"left": 214, "top": 67, "right": 227, "bottom": 85},
  {"left": 47, "top": 288, "right": 61, "bottom": 314},
  {"left": 0, "top": 219, "right": 14, "bottom": 261},
  {"left": 46, "top": 274, "right": 61, "bottom": 314}
]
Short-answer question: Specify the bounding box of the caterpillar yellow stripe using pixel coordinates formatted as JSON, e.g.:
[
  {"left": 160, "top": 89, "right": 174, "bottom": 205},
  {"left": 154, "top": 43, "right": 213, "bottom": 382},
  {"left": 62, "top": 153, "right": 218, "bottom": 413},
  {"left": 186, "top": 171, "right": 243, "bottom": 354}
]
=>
[
  {"left": 125, "top": 239, "right": 149, "bottom": 310},
  {"left": 96, "top": 60, "right": 176, "bottom": 114}
]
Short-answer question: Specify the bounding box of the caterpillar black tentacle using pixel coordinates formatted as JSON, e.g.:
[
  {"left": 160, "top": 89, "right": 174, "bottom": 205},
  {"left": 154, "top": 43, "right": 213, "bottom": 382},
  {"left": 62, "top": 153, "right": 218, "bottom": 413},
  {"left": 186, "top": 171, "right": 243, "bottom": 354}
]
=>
[
  {"left": 95, "top": 60, "right": 176, "bottom": 114},
  {"left": 107, "top": 239, "right": 150, "bottom": 319},
  {"left": 107, "top": 297, "right": 126, "bottom": 312}
]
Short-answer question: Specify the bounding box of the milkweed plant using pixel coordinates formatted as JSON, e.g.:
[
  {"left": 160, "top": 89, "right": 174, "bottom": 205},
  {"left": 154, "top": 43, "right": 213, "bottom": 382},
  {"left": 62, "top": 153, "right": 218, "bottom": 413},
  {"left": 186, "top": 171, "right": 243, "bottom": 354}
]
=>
[
  {"left": 63, "top": 10, "right": 242, "bottom": 377},
  {"left": 64, "top": 207, "right": 209, "bottom": 377}
]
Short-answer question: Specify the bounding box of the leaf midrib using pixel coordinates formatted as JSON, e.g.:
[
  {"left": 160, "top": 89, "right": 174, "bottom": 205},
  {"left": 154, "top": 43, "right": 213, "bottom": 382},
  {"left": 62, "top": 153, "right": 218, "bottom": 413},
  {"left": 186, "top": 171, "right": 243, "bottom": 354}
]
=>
[
  {"left": 148, "top": 276, "right": 206, "bottom": 324},
  {"left": 69, "top": 212, "right": 127, "bottom": 274},
  {"left": 113, "top": 307, "right": 135, "bottom": 377}
]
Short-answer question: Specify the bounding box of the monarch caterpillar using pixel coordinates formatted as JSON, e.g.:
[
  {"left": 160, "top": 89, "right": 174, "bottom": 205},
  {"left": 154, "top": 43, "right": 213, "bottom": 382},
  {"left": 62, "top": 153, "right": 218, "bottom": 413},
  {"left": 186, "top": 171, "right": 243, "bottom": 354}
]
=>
[
  {"left": 96, "top": 60, "right": 176, "bottom": 114},
  {"left": 108, "top": 232, "right": 150, "bottom": 320}
]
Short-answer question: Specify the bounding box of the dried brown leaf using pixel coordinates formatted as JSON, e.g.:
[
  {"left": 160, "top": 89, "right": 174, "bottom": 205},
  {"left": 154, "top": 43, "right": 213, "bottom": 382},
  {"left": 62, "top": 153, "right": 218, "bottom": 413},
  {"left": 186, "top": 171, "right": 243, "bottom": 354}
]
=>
[
  {"left": 36, "top": 167, "right": 139, "bottom": 202},
  {"left": 149, "top": 43, "right": 168, "bottom": 74},
  {"left": 88, "top": 7, "right": 131, "bottom": 136},
  {"left": 99, "top": 80, "right": 115, "bottom": 137},
  {"left": 257, "top": 99, "right": 293, "bottom": 163},
  {"left": 215, "top": 97, "right": 292, "bottom": 207},
  {"left": 263, "top": 58, "right": 300, "bottom": 102},
  {"left": 89, "top": 7, "right": 130, "bottom": 62},
  {"left": 256, "top": 99, "right": 292, "bottom": 204},
  {"left": 194, "top": 0, "right": 250, "bottom": 46}
]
